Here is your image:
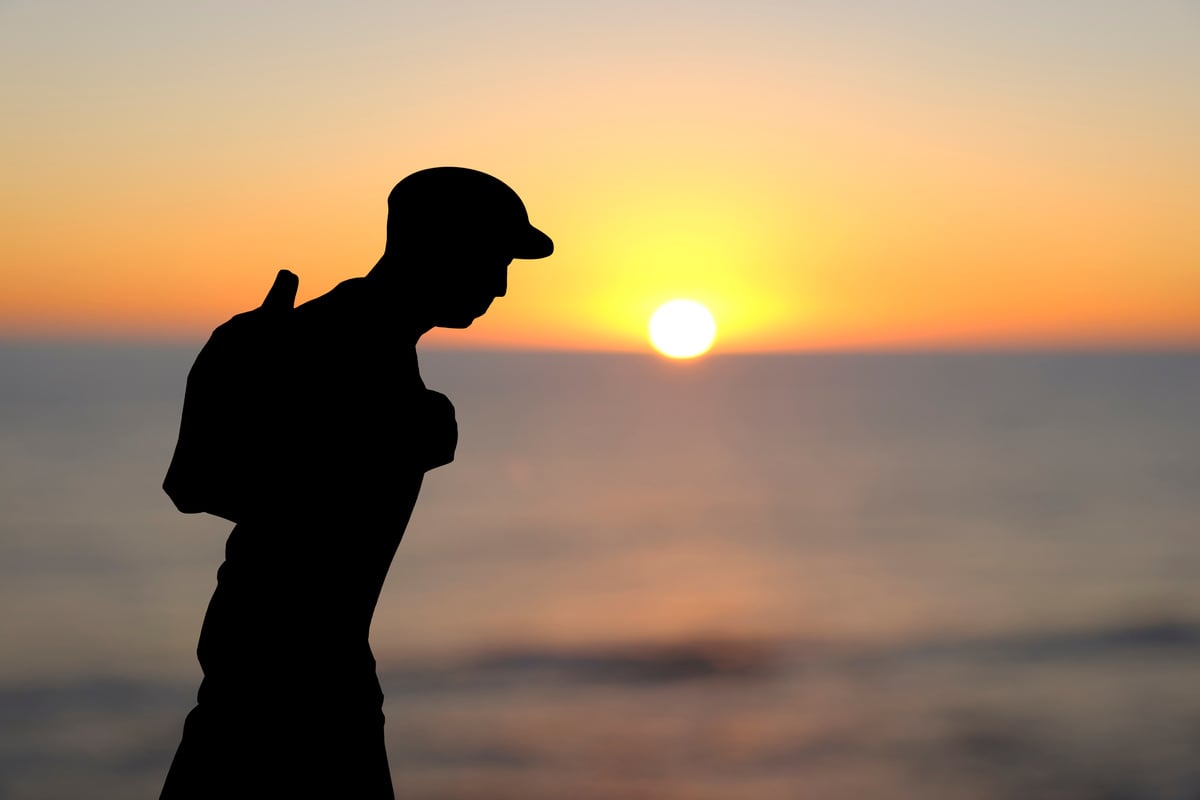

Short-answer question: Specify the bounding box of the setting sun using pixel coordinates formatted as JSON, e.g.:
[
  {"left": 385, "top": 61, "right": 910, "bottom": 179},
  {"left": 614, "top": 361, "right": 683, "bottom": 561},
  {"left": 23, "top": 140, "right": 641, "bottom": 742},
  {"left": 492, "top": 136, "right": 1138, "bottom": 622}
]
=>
[{"left": 649, "top": 300, "right": 717, "bottom": 359}]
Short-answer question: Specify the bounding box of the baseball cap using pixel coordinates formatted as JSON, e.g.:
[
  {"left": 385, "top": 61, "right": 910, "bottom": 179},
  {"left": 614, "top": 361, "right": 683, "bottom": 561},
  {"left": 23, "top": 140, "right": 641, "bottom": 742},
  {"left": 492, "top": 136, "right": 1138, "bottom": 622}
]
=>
[{"left": 386, "top": 167, "right": 553, "bottom": 259}]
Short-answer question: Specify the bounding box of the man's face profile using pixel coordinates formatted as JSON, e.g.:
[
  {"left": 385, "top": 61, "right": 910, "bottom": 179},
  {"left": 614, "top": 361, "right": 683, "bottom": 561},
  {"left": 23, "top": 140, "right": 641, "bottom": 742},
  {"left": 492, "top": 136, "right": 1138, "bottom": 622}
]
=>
[{"left": 422, "top": 246, "right": 515, "bottom": 329}]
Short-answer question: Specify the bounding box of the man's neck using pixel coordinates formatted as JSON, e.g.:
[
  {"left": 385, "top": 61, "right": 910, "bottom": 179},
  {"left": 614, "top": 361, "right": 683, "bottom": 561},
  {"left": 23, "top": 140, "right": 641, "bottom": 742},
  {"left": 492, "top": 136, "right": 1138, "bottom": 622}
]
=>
[{"left": 364, "top": 255, "right": 436, "bottom": 343}]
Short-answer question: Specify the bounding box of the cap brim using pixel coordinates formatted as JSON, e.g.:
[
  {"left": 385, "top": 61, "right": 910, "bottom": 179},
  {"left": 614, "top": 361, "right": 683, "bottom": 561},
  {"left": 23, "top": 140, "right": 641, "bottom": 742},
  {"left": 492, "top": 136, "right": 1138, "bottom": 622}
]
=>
[{"left": 512, "top": 225, "right": 553, "bottom": 259}]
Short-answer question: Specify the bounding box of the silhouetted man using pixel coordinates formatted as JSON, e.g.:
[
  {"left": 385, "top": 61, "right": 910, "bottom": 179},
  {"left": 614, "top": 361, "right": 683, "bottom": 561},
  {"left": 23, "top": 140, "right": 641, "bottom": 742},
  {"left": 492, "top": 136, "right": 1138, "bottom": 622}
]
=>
[{"left": 160, "top": 167, "right": 553, "bottom": 799}]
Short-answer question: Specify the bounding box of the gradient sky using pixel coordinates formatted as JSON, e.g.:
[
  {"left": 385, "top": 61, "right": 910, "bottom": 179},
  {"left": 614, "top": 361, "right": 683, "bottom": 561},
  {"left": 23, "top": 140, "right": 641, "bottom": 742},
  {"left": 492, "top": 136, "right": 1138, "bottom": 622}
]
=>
[{"left": 3, "top": 0, "right": 1198, "bottom": 350}]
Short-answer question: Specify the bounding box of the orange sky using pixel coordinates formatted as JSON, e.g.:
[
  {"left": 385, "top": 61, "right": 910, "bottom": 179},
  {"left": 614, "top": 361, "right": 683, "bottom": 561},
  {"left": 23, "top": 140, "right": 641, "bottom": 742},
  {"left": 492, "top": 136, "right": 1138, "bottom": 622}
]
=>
[{"left": 2, "top": 1, "right": 1198, "bottom": 351}]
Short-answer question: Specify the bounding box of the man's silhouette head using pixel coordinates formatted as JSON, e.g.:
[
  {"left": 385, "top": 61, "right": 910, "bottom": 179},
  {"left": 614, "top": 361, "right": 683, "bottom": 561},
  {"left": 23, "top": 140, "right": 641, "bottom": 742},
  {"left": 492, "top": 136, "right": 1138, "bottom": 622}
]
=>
[{"left": 372, "top": 167, "right": 553, "bottom": 329}]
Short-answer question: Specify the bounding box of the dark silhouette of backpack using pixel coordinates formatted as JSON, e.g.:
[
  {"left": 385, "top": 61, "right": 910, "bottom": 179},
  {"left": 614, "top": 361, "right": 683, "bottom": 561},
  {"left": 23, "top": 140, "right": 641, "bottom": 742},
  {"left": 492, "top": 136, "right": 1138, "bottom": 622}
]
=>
[{"left": 163, "top": 269, "right": 298, "bottom": 524}]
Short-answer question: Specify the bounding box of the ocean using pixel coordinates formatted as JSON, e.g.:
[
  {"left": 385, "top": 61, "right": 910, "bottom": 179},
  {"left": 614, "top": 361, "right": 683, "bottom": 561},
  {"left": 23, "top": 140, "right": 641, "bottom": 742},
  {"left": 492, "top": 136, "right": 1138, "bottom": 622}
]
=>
[{"left": 1, "top": 343, "right": 1198, "bottom": 799}]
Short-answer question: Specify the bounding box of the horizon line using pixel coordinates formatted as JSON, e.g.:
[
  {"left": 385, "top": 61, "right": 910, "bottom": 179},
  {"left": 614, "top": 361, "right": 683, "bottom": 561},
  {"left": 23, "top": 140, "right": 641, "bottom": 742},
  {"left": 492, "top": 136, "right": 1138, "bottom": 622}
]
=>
[{"left": 2, "top": 335, "right": 1198, "bottom": 356}]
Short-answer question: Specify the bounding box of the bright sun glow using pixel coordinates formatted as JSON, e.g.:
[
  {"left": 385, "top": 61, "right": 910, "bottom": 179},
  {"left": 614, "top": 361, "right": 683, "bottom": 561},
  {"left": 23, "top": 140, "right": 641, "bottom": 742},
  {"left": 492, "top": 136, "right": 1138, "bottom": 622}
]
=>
[{"left": 648, "top": 300, "right": 717, "bottom": 359}]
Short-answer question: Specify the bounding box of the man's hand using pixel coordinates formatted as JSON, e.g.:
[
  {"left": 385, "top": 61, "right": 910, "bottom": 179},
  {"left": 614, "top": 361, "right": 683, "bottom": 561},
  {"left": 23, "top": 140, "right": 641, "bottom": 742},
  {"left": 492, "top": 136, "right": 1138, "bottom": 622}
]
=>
[{"left": 415, "top": 389, "right": 457, "bottom": 471}]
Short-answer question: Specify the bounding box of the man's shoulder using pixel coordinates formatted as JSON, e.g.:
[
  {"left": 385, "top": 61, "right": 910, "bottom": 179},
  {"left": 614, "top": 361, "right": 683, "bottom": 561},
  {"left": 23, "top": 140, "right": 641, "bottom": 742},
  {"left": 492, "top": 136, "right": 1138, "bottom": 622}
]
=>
[
  {"left": 295, "top": 277, "right": 373, "bottom": 317},
  {"left": 290, "top": 277, "right": 388, "bottom": 345},
  {"left": 289, "top": 276, "right": 417, "bottom": 371}
]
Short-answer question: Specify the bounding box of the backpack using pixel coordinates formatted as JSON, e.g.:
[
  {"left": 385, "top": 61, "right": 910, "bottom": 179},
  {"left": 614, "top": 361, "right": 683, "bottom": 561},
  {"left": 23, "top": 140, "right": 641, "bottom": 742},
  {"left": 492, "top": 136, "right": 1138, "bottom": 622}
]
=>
[{"left": 163, "top": 269, "right": 299, "bottom": 524}]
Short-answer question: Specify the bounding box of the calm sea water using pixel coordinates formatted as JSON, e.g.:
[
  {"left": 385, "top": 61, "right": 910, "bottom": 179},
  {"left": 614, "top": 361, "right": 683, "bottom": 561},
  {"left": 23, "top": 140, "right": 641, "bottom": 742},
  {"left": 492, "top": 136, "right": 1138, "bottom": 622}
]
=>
[{"left": 1, "top": 343, "right": 1198, "bottom": 799}]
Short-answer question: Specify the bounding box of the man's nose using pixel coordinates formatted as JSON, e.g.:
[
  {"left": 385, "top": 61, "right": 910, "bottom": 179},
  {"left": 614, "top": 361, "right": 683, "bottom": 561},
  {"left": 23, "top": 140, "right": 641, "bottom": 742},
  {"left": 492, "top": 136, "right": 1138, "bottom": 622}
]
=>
[{"left": 493, "top": 269, "right": 508, "bottom": 298}]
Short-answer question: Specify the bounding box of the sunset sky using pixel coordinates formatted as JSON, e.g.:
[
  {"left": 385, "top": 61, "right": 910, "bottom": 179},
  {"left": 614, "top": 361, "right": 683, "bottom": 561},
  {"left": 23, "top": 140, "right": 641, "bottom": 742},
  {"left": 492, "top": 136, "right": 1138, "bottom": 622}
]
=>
[{"left": 3, "top": 0, "right": 1198, "bottom": 351}]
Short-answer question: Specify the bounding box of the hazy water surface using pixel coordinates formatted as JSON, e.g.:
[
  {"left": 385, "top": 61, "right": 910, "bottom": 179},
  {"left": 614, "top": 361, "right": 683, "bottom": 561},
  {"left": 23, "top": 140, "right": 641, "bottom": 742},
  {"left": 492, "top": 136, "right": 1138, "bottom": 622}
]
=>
[{"left": 2, "top": 344, "right": 1198, "bottom": 799}]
